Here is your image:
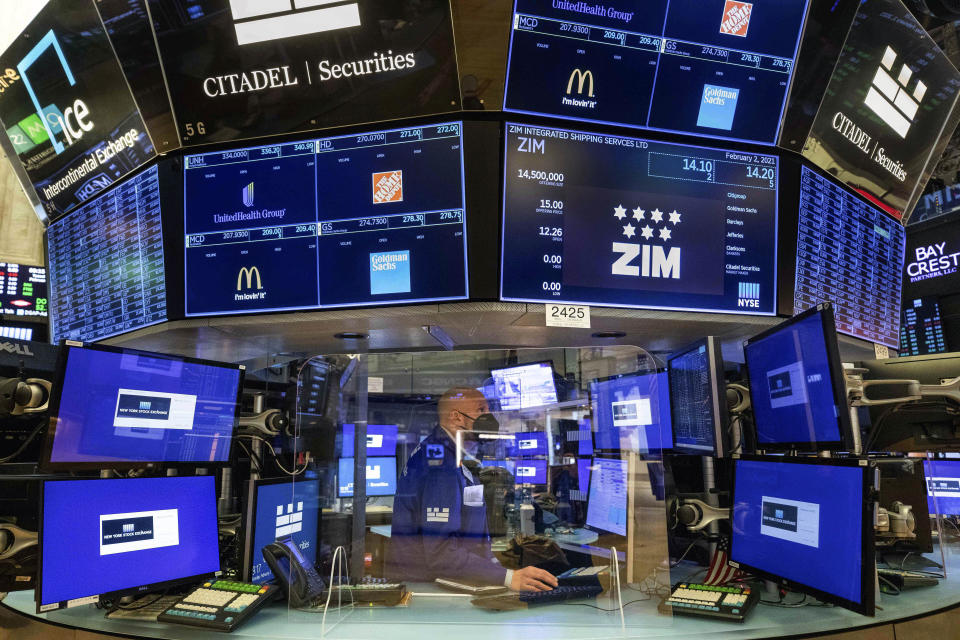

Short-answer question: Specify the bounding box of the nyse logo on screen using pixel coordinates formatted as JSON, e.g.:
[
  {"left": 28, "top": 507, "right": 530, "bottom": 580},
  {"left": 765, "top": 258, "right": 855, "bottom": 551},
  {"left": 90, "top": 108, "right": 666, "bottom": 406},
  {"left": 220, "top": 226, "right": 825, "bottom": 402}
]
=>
[
  {"left": 228, "top": 0, "right": 362, "bottom": 46},
  {"left": 720, "top": 1, "right": 752, "bottom": 37},
  {"left": 738, "top": 282, "right": 760, "bottom": 308},
  {"left": 864, "top": 46, "right": 927, "bottom": 138},
  {"left": 610, "top": 204, "right": 682, "bottom": 280}
]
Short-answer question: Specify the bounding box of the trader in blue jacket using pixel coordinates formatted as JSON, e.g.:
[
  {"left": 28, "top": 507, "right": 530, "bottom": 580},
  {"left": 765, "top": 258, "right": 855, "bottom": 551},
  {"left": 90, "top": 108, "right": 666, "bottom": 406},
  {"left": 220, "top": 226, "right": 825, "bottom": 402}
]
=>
[{"left": 388, "top": 387, "right": 557, "bottom": 591}]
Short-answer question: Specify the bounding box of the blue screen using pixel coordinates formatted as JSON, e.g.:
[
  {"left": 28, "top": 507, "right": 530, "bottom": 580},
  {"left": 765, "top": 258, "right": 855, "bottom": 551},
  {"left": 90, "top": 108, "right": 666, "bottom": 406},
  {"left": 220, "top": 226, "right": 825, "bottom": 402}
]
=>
[
  {"left": 49, "top": 347, "right": 241, "bottom": 464},
  {"left": 924, "top": 460, "right": 960, "bottom": 515},
  {"left": 183, "top": 123, "right": 468, "bottom": 316},
  {"left": 504, "top": 0, "right": 809, "bottom": 144},
  {"left": 341, "top": 424, "right": 399, "bottom": 458},
  {"left": 745, "top": 312, "right": 843, "bottom": 446},
  {"left": 338, "top": 457, "right": 397, "bottom": 497},
  {"left": 586, "top": 458, "right": 628, "bottom": 536},
  {"left": 731, "top": 459, "right": 865, "bottom": 605},
  {"left": 668, "top": 342, "right": 720, "bottom": 454},
  {"left": 514, "top": 459, "right": 548, "bottom": 484},
  {"left": 249, "top": 480, "right": 320, "bottom": 584},
  {"left": 501, "top": 124, "right": 779, "bottom": 314},
  {"left": 592, "top": 372, "right": 672, "bottom": 452},
  {"left": 509, "top": 432, "right": 549, "bottom": 457},
  {"left": 490, "top": 363, "right": 558, "bottom": 411},
  {"left": 40, "top": 476, "right": 220, "bottom": 606}
]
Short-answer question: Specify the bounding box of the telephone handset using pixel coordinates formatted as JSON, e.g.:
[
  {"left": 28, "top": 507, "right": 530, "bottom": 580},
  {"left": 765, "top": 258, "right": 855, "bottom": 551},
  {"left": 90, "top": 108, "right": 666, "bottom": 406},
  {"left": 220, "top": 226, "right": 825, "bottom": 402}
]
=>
[{"left": 261, "top": 535, "right": 327, "bottom": 607}]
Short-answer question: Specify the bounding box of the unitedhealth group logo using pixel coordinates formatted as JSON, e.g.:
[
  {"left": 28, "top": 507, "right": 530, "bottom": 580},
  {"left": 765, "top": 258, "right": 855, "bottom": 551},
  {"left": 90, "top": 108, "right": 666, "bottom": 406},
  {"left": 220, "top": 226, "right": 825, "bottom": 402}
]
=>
[
  {"left": 242, "top": 181, "right": 254, "bottom": 207},
  {"left": 864, "top": 46, "right": 927, "bottom": 138},
  {"left": 228, "top": 0, "right": 362, "bottom": 46}
]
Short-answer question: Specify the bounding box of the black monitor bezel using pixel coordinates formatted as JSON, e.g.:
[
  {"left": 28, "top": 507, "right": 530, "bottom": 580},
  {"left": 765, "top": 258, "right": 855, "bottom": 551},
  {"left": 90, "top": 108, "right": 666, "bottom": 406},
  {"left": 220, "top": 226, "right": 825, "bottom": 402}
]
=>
[
  {"left": 729, "top": 454, "right": 876, "bottom": 616},
  {"left": 337, "top": 455, "right": 398, "bottom": 498},
  {"left": 36, "top": 475, "right": 220, "bottom": 613},
  {"left": 38, "top": 341, "right": 244, "bottom": 472},
  {"left": 590, "top": 368, "right": 671, "bottom": 455},
  {"left": 743, "top": 302, "right": 854, "bottom": 452},
  {"left": 240, "top": 476, "right": 323, "bottom": 582},
  {"left": 488, "top": 359, "right": 560, "bottom": 412},
  {"left": 666, "top": 336, "right": 728, "bottom": 457}
]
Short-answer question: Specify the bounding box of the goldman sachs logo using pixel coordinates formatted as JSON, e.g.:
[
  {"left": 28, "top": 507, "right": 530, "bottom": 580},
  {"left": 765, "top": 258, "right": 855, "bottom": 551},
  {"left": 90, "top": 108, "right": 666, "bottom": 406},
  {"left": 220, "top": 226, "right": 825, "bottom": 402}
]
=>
[{"left": 229, "top": 0, "right": 361, "bottom": 46}]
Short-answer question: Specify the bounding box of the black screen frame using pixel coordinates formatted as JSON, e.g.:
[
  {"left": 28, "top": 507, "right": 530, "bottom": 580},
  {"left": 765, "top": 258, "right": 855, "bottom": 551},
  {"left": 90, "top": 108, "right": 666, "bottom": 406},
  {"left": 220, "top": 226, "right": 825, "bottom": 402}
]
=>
[
  {"left": 590, "top": 368, "right": 670, "bottom": 456},
  {"left": 667, "top": 336, "right": 729, "bottom": 457}
]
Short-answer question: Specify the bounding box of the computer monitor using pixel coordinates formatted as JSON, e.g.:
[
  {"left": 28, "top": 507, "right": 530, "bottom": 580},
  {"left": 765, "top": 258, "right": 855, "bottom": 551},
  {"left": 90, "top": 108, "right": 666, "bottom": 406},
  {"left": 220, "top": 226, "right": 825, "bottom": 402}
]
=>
[
  {"left": 514, "top": 459, "right": 547, "bottom": 485},
  {"left": 338, "top": 457, "right": 397, "bottom": 497},
  {"left": 341, "top": 424, "right": 399, "bottom": 457},
  {"left": 586, "top": 457, "right": 629, "bottom": 537},
  {"left": 667, "top": 337, "right": 728, "bottom": 456},
  {"left": 924, "top": 460, "right": 960, "bottom": 515},
  {"left": 592, "top": 371, "right": 672, "bottom": 453},
  {"left": 242, "top": 478, "right": 321, "bottom": 583},
  {"left": 38, "top": 476, "right": 221, "bottom": 612},
  {"left": 40, "top": 343, "right": 244, "bottom": 471},
  {"left": 743, "top": 303, "right": 854, "bottom": 452},
  {"left": 730, "top": 456, "right": 875, "bottom": 616},
  {"left": 508, "top": 431, "right": 548, "bottom": 457},
  {"left": 490, "top": 362, "right": 558, "bottom": 411}
]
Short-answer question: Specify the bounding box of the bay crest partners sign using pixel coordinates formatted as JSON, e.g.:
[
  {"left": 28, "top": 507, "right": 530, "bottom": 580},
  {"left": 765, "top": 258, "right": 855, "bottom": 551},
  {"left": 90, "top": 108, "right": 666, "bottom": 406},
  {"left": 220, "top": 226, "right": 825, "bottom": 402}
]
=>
[{"left": 145, "top": 0, "right": 461, "bottom": 144}]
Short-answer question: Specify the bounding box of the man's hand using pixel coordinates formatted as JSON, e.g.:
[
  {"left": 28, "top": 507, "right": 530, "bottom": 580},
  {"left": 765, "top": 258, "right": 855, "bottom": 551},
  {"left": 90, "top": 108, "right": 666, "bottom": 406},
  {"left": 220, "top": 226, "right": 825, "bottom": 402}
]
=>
[{"left": 510, "top": 566, "right": 558, "bottom": 592}]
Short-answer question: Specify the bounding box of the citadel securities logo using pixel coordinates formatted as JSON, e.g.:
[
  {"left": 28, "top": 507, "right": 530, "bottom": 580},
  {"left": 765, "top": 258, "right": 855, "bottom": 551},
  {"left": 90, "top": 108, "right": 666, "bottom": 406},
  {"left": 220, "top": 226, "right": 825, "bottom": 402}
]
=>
[
  {"left": 372, "top": 170, "right": 403, "bottom": 204},
  {"left": 228, "top": 0, "right": 361, "bottom": 46},
  {"left": 864, "top": 46, "right": 926, "bottom": 138},
  {"left": 720, "top": 1, "right": 753, "bottom": 37},
  {"left": 611, "top": 204, "right": 682, "bottom": 279}
]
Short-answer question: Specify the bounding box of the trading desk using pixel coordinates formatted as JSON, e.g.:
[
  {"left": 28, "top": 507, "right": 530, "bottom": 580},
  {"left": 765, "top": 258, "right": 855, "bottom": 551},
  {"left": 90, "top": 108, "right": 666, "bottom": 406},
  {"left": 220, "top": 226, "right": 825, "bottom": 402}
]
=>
[{"left": 5, "top": 547, "right": 960, "bottom": 639}]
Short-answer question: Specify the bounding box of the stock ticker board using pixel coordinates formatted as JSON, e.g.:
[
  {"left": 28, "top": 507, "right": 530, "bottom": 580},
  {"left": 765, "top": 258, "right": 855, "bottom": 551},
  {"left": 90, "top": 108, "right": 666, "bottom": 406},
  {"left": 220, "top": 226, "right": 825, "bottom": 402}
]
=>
[{"left": 500, "top": 123, "right": 778, "bottom": 314}]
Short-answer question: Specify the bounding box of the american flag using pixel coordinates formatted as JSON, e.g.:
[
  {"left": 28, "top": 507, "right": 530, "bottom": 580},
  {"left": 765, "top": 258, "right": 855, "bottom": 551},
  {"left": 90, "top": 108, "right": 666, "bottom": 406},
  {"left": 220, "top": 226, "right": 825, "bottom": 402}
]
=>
[{"left": 703, "top": 536, "right": 744, "bottom": 586}]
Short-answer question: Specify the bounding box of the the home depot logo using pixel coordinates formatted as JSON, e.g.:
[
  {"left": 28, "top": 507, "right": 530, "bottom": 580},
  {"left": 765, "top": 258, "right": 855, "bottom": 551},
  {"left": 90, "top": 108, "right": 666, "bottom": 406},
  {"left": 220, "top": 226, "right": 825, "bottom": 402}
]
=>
[
  {"left": 864, "top": 45, "right": 927, "bottom": 138},
  {"left": 372, "top": 170, "right": 403, "bottom": 204},
  {"left": 228, "top": 0, "right": 361, "bottom": 46},
  {"left": 720, "top": 1, "right": 752, "bottom": 37}
]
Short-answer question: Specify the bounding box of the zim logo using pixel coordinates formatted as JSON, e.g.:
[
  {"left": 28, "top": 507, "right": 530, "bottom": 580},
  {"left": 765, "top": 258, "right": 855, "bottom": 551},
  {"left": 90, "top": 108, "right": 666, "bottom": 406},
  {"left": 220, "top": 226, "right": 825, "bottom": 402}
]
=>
[{"left": 610, "top": 204, "right": 682, "bottom": 279}]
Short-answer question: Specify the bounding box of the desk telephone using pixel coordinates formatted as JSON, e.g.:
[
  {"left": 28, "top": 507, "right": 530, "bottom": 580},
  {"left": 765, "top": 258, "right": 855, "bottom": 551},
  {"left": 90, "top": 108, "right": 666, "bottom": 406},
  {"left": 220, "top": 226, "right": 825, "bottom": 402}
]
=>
[{"left": 262, "top": 535, "right": 327, "bottom": 607}]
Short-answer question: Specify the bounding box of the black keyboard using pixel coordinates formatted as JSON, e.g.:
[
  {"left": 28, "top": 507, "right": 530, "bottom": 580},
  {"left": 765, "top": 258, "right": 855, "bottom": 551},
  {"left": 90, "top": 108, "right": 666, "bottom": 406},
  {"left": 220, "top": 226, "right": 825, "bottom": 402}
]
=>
[
  {"left": 658, "top": 582, "right": 758, "bottom": 622},
  {"left": 158, "top": 580, "right": 279, "bottom": 632},
  {"left": 518, "top": 584, "right": 603, "bottom": 605}
]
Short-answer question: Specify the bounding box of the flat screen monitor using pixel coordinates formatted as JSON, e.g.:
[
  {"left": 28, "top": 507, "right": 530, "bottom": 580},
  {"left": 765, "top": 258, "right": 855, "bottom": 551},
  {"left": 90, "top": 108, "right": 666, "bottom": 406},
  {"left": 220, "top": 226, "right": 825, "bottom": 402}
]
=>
[
  {"left": 667, "top": 337, "right": 728, "bottom": 456},
  {"left": 794, "top": 165, "right": 906, "bottom": 348},
  {"left": 341, "top": 424, "right": 399, "bottom": 458},
  {"left": 46, "top": 164, "right": 167, "bottom": 343},
  {"left": 183, "top": 122, "right": 468, "bottom": 316},
  {"left": 509, "top": 432, "right": 549, "bottom": 457},
  {"left": 0, "top": 262, "right": 46, "bottom": 319},
  {"left": 900, "top": 298, "right": 948, "bottom": 357},
  {"left": 41, "top": 343, "right": 243, "bottom": 470},
  {"left": 38, "top": 476, "right": 220, "bottom": 612},
  {"left": 515, "top": 459, "right": 548, "bottom": 485},
  {"left": 490, "top": 362, "right": 558, "bottom": 411},
  {"left": 338, "top": 457, "right": 397, "bottom": 497},
  {"left": 924, "top": 460, "right": 960, "bottom": 516},
  {"left": 592, "top": 371, "right": 672, "bottom": 453},
  {"left": 242, "top": 478, "right": 321, "bottom": 584},
  {"left": 500, "top": 123, "right": 778, "bottom": 314},
  {"left": 744, "top": 303, "right": 853, "bottom": 451},
  {"left": 586, "top": 457, "right": 629, "bottom": 536},
  {"left": 503, "top": 0, "right": 809, "bottom": 145},
  {"left": 903, "top": 215, "right": 960, "bottom": 299},
  {"left": 730, "top": 456, "right": 875, "bottom": 616}
]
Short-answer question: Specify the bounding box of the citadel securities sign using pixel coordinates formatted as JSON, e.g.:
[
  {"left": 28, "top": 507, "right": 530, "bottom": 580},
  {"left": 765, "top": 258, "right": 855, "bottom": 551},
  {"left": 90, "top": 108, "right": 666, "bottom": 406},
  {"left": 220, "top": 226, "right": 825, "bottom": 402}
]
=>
[
  {"left": 145, "top": 0, "right": 461, "bottom": 144},
  {"left": 0, "top": 0, "right": 155, "bottom": 218},
  {"left": 801, "top": 0, "right": 960, "bottom": 221}
]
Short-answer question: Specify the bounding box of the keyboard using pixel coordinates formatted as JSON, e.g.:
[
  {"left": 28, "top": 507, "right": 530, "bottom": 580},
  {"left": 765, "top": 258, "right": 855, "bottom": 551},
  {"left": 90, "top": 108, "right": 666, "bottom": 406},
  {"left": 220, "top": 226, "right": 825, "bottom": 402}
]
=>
[
  {"left": 658, "top": 582, "right": 758, "bottom": 622},
  {"left": 518, "top": 584, "right": 603, "bottom": 605},
  {"left": 878, "top": 568, "right": 940, "bottom": 591},
  {"left": 158, "top": 580, "right": 279, "bottom": 632},
  {"left": 319, "top": 582, "right": 408, "bottom": 607}
]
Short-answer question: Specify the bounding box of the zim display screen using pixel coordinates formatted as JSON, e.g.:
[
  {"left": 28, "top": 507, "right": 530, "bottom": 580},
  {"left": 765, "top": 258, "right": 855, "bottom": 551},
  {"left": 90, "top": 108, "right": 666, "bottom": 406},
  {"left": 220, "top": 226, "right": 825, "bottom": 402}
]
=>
[
  {"left": 503, "top": 0, "right": 809, "bottom": 144},
  {"left": 184, "top": 123, "right": 467, "bottom": 316},
  {"left": 501, "top": 123, "right": 778, "bottom": 314},
  {"left": 794, "top": 166, "right": 905, "bottom": 348}
]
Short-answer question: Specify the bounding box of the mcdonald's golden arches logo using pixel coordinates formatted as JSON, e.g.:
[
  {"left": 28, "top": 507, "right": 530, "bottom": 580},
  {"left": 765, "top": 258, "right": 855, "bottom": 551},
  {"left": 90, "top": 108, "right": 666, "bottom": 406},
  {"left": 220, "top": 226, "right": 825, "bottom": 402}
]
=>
[
  {"left": 567, "top": 68, "right": 594, "bottom": 97},
  {"left": 237, "top": 266, "right": 263, "bottom": 291}
]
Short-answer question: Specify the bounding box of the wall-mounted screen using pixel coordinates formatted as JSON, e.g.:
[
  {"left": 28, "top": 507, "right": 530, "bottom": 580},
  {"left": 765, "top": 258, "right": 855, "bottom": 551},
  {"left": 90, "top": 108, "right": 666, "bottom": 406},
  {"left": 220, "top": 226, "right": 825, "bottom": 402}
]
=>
[
  {"left": 0, "top": 262, "right": 47, "bottom": 319},
  {"left": 900, "top": 297, "right": 947, "bottom": 357},
  {"left": 501, "top": 123, "right": 778, "bottom": 314},
  {"left": 146, "top": 0, "right": 460, "bottom": 145},
  {"left": 503, "top": 0, "right": 809, "bottom": 145},
  {"left": 903, "top": 214, "right": 960, "bottom": 299},
  {"left": 0, "top": 0, "right": 156, "bottom": 218},
  {"left": 801, "top": 0, "right": 960, "bottom": 220},
  {"left": 184, "top": 122, "right": 467, "bottom": 316},
  {"left": 794, "top": 166, "right": 905, "bottom": 348},
  {"left": 47, "top": 164, "right": 167, "bottom": 343}
]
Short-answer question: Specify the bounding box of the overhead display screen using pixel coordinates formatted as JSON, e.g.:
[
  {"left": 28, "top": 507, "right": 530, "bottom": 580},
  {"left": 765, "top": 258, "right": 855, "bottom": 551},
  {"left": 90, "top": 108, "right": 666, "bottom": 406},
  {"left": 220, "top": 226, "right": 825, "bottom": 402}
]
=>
[
  {"left": 801, "top": 0, "right": 960, "bottom": 220},
  {"left": 794, "top": 166, "right": 905, "bottom": 349},
  {"left": 0, "top": 262, "right": 47, "bottom": 319},
  {"left": 899, "top": 297, "right": 947, "bottom": 357},
  {"left": 503, "top": 0, "right": 809, "bottom": 144},
  {"left": 184, "top": 122, "right": 467, "bottom": 316},
  {"left": 903, "top": 215, "right": 960, "bottom": 299},
  {"left": 0, "top": 0, "right": 156, "bottom": 218},
  {"left": 501, "top": 123, "right": 778, "bottom": 314},
  {"left": 145, "top": 0, "right": 460, "bottom": 145},
  {"left": 47, "top": 165, "right": 167, "bottom": 343}
]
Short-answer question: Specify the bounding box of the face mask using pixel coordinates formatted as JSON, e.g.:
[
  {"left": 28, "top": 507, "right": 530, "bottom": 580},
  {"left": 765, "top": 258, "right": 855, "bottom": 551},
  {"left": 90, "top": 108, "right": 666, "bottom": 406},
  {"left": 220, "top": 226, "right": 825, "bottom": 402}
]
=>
[{"left": 471, "top": 413, "right": 500, "bottom": 433}]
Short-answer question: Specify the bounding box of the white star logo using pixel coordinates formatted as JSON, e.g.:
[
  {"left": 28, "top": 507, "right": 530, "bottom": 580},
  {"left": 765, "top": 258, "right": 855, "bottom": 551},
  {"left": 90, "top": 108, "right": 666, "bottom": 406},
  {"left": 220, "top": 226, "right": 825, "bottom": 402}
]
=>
[
  {"left": 659, "top": 227, "right": 672, "bottom": 241},
  {"left": 614, "top": 205, "right": 626, "bottom": 220},
  {"left": 632, "top": 207, "right": 645, "bottom": 221},
  {"left": 640, "top": 225, "right": 654, "bottom": 240},
  {"left": 622, "top": 223, "right": 636, "bottom": 239},
  {"left": 669, "top": 210, "right": 681, "bottom": 225},
  {"left": 651, "top": 208, "right": 664, "bottom": 223}
]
